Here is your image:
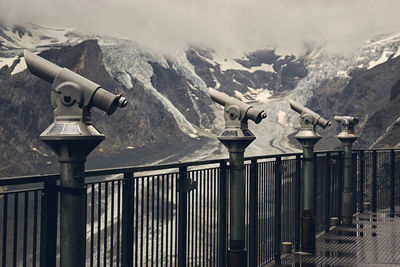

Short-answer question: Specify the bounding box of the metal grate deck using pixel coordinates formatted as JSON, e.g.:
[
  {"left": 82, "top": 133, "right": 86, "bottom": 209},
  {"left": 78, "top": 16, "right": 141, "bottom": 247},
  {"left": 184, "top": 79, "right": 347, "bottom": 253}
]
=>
[{"left": 273, "top": 212, "right": 400, "bottom": 266}]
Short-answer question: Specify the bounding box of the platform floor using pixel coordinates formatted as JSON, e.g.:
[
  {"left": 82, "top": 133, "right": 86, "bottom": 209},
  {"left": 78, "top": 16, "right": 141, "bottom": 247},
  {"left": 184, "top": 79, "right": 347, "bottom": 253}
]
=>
[{"left": 272, "top": 211, "right": 400, "bottom": 266}]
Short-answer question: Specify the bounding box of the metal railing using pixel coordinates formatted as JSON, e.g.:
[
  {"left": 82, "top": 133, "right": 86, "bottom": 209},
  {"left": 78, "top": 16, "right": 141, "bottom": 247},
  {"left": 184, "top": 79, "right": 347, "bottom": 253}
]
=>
[{"left": 0, "top": 149, "right": 399, "bottom": 266}]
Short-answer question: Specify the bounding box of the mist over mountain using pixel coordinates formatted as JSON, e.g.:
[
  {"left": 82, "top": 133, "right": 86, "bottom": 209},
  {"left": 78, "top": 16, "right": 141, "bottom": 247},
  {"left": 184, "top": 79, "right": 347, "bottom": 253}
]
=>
[{"left": 1, "top": 23, "right": 400, "bottom": 177}]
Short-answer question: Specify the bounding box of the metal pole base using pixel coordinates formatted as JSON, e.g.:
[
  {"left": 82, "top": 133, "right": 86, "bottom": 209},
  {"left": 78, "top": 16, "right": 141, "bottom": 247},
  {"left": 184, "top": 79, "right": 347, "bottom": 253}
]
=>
[
  {"left": 301, "top": 211, "right": 315, "bottom": 253},
  {"left": 341, "top": 192, "right": 353, "bottom": 225},
  {"left": 228, "top": 249, "right": 247, "bottom": 267}
]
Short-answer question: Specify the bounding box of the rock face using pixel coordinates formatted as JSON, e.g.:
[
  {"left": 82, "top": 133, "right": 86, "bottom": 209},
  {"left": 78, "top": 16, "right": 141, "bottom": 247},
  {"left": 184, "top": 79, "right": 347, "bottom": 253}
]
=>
[{"left": 306, "top": 55, "right": 400, "bottom": 151}]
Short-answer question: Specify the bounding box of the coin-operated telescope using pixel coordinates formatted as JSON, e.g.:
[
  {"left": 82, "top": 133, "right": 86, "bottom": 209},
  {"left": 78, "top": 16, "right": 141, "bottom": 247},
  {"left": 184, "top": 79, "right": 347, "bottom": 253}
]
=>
[
  {"left": 334, "top": 116, "right": 359, "bottom": 140},
  {"left": 24, "top": 50, "right": 127, "bottom": 267},
  {"left": 334, "top": 115, "right": 359, "bottom": 225},
  {"left": 289, "top": 100, "right": 330, "bottom": 254},
  {"left": 210, "top": 88, "right": 266, "bottom": 267},
  {"left": 289, "top": 100, "right": 331, "bottom": 134},
  {"left": 209, "top": 88, "right": 266, "bottom": 150}
]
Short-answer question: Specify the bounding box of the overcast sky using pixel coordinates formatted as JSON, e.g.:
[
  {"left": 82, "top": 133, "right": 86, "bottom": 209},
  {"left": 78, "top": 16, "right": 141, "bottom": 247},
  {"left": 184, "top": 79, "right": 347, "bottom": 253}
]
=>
[{"left": 2, "top": 0, "right": 400, "bottom": 55}]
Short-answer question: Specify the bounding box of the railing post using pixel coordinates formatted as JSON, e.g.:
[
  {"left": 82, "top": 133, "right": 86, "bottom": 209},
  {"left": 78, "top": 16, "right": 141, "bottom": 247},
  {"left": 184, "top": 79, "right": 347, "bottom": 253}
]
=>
[
  {"left": 218, "top": 161, "right": 227, "bottom": 267},
  {"left": 294, "top": 155, "right": 301, "bottom": 251},
  {"left": 337, "top": 151, "right": 343, "bottom": 221},
  {"left": 178, "top": 166, "right": 188, "bottom": 267},
  {"left": 325, "top": 152, "right": 331, "bottom": 233},
  {"left": 122, "top": 172, "right": 134, "bottom": 267},
  {"left": 390, "top": 149, "right": 395, "bottom": 214},
  {"left": 359, "top": 151, "right": 365, "bottom": 213},
  {"left": 372, "top": 150, "right": 377, "bottom": 213},
  {"left": 274, "top": 156, "right": 282, "bottom": 264},
  {"left": 40, "top": 178, "right": 58, "bottom": 267},
  {"left": 249, "top": 159, "right": 258, "bottom": 267},
  {"left": 352, "top": 152, "right": 358, "bottom": 214},
  {"left": 177, "top": 166, "right": 197, "bottom": 267}
]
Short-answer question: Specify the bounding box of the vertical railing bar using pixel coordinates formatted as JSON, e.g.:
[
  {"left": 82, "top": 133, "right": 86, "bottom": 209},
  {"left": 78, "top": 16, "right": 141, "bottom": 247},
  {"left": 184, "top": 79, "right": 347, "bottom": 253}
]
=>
[
  {"left": 13, "top": 193, "right": 18, "bottom": 267},
  {"left": 141, "top": 177, "right": 144, "bottom": 267},
  {"left": 2, "top": 194, "right": 8, "bottom": 267},
  {"left": 352, "top": 152, "right": 358, "bottom": 213},
  {"left": 135, "top": 178, "right": 139, "bottom": 267},
  {"left": 372, "top": 150, "right": 377, "bottom": 213},
  {"left": 191, "top": 172, "right": 195, "bottom": 267},
  {"left": 359, "top": 151, "right": 365, "bottom": 213},
  {"left": 90, "top": 184, "right": 94, "bottom": 267},
  {"left": 161, "top": 175, "right": 165, "bottom": 267},
  {"left": 172, "top": 174, "right": 180, "bottom": 267},
  {"left": 166, "top": 175, "right": 170, "bottom": 266},
  {"left": 151, "top": 176, "right": 155, "bottom": 267},
  {"left": 22, "top": 192, "right": 28, "bottom": 267},
  {"left": 274, "top": 156, "right": 282, "bottom": 264},
  {"left": 146, "top": 177, "right": 150, "bottom": 267},
  {"left": 195, "top": 171, "right": 199, "bottom": 267},
  {"left": 294, "top": 155, "right": 301, "bottom": 251},
  {"left": 202, "top": 169, "right": 206, "bottom": 266},
  {"left": 325, "top": 153, "right": 331, "bottom": 233},
  {"left": 391, "top": 149, "right": 395, "bottom": 214},
  {"left": 111, "top": 182, "right": 115, "bottom": 266},
  {"left": 208, "top": 169, "right": 211, "bottom": 265},
  {"left": 97, "top": 183, "right": 102, "bottom": 267},
  {"left": 104, "top": 182, "right": 108, "bottom": 267},
  {"left": 156, "top": 175, "right": 160, "bottom": 267},
  {"left": 337, "top": 151, "right": 343, "bottom": 220},
  {"left": 122, "top": 173, "right": 134, "bottom": 267},
  {"left": 214, "top": 168, "right": 218, "bottom": 265},
  {"left": 117, "top": 181, "right": 121, "bottom": 267},
  {"left": 32, "top": 191, "right": 38, "bottom": 267}
]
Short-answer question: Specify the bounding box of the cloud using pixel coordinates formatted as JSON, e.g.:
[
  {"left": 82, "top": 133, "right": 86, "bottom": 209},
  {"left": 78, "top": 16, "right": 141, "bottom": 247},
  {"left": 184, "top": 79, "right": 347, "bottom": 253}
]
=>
[{"left": 2, "top": 0, "right": 400, "bottom": 55}]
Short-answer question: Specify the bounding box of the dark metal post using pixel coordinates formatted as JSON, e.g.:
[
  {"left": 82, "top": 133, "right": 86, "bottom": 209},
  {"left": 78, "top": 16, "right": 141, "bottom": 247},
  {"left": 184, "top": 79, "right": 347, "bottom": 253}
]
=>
[
  {"left": 372, "top": 150, "right": 377, "bottom": 213},
  {"left": 58, "top": 145, "right": 89, "bottom": 267},
  {"left": 325, "top": 153, "right": 331, "bottom": 233},
  {"left": 274, "top": 156, "right": 282, "bottom": 263},
  {"left": 352, "top": 153, "right": 358, "bottom": 213},
  {"left": 178, "top": 166, "right": 188, "bottom": 267},
  {"left": 390, "top": 149, "right": 395, "bottom": 214},
  {"left": 337, "top": 151, "right": 343, "bottom": 221},
  {"left": 335, "top": 115, "right": 359, "bottom": 224},
  {"left": 294, "top": 155, "right": 301, "bottom": 251},
  {"left": 359, "top": 151, "right": 365, "bottom": 213},
  {"left": 249, "top": 159, "right": 258, "bottom": 267},
  {"left": 40, "top": 178, "right": 58, "bottom": 267},
  {"left": 228, "top": 150, "right": 247, "bottom": 267},
  {"left": 219, "top": 161, "right": 228, "bottom": 267},
  {"left": 289, "top": 100, "right": 330, "bottom": 254},
  {"left": 122, "top": 172, "right": 134, "bottom": 267},
  {"left": 301, "top": 142, "right": 317, "bottom": 253}
]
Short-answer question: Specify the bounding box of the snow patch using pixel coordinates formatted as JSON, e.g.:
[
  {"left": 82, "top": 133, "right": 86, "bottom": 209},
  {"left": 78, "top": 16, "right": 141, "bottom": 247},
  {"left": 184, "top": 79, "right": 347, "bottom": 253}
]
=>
[
  {"left": 368, "top": 50, "right": 393, "bottom": 69},
  {"left": 249, "top": 63, "right": 276, "bottom": 73},
  {"left": 336, "top": 71, "right": 349, "bottom": 78},
  {"left": 393, "top": 46, "right": 400, "bottom": 59}
]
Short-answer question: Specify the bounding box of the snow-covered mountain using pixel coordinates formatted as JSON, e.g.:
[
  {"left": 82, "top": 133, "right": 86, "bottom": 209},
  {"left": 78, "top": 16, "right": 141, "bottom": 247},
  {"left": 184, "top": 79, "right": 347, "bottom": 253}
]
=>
[{"left": 1, "top": 23, "right": 400, "bottom": 176}]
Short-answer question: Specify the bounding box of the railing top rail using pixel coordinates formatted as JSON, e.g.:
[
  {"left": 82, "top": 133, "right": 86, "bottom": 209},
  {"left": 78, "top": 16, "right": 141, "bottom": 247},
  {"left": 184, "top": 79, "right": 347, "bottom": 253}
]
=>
[{"left": 1, "top": 148, "right": 398, "bottom": 186}]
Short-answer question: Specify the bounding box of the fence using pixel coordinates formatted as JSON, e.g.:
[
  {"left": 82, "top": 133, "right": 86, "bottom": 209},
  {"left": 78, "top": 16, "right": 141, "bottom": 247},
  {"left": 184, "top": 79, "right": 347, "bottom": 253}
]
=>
[{"left": 0, "top": 149, "right": 399, "bottom": 267}]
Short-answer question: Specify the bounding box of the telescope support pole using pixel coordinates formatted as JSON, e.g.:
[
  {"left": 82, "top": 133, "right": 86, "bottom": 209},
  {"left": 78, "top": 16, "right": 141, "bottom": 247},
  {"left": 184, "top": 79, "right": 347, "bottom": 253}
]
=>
[
  {"left": 340, "top": 141, "right": 356, "bottom": 225},
  {"left": 301, "top": 140, "right": 317, "bottom": 254},
  {"left": 59, "top": 143, "right": 87, "bottom": 267},
  {"left": 228, "top": 150, "right": 247, "bottom": 267}
]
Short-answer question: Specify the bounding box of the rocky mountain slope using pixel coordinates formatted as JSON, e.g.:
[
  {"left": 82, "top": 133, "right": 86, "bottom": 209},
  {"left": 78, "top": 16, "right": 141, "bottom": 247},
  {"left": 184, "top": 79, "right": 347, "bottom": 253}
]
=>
[{"left": 1, "top": 24, "right": 400, "bottom": 177}]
